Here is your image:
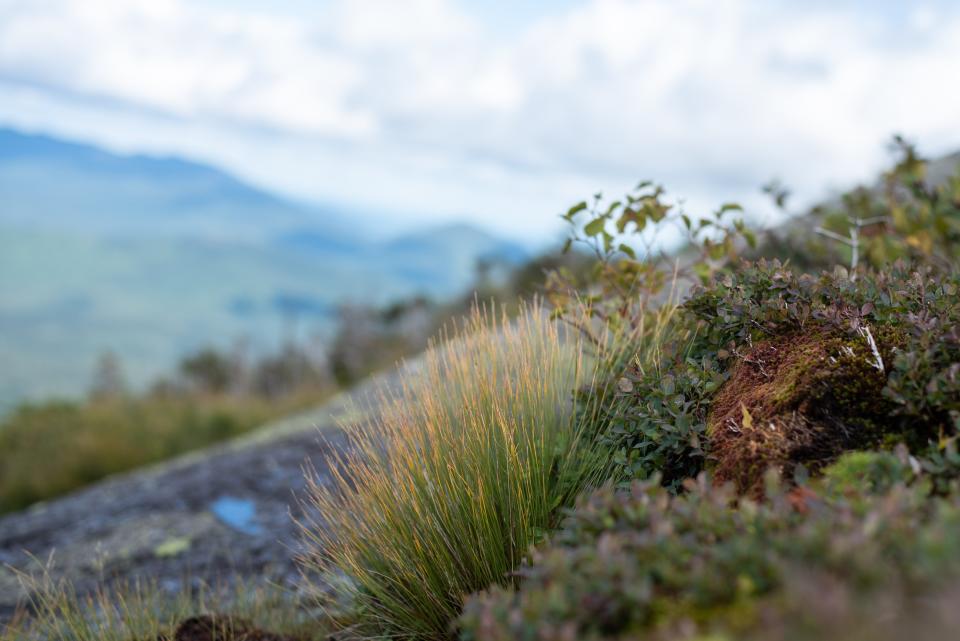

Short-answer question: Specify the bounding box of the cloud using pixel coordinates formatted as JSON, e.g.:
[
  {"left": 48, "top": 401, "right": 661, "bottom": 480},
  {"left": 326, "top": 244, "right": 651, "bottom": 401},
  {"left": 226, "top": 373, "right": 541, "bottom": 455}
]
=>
[
  {"left": 0, "top": 0, "right": 375, "bottom": 135},
  {"left": 1, "top": 0, "right": 959, "bottom": 238}
]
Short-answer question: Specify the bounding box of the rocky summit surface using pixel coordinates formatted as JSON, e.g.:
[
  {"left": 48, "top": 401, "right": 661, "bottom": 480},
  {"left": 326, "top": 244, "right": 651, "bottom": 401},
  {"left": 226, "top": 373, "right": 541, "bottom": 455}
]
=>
[{"left": 0, "top": 362, "right": 412, "bottom": 622}]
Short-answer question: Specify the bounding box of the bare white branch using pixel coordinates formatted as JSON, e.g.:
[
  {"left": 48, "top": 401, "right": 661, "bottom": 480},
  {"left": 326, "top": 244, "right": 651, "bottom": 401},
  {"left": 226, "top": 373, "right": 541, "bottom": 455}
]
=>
[
  {"left": 815, "top": 226, "right": 856, "bottom": 245},
  {"left": 858, "top": 324, "right": 884, "bottom": 373}
]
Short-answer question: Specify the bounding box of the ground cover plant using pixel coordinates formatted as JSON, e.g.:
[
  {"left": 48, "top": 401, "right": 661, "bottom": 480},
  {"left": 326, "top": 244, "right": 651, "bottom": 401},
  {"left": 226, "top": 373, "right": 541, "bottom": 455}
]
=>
[{"left": 459, "top": 463, "right": 960, "bottom": 641}]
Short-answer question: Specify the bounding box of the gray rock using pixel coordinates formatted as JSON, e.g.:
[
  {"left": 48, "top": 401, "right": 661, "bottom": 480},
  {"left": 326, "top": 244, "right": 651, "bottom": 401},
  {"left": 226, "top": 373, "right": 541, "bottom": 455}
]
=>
[{"left": 0, "top": 361, "right": 412, "bottom": 622}]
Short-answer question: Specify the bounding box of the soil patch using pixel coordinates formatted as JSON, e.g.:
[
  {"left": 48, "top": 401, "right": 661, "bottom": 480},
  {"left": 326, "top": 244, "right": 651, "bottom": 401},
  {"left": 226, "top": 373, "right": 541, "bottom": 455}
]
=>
[{"left": 159, "top": 615, "right": 306, "bottom": 641}]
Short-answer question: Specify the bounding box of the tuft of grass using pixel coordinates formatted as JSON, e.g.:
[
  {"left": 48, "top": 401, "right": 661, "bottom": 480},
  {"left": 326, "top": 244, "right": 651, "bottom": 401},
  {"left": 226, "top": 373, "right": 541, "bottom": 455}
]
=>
[
  {"left": 0, "top": 570, "right": 326, "bottom": 641},
  {"left": 298, "top": 302, "right": 656, "bottom": 640}
]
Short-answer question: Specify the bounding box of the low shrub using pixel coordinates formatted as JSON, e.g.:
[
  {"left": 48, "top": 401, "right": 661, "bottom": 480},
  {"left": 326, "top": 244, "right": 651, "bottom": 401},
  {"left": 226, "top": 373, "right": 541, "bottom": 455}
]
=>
[
  {"left": 460, "top": 473, "right": 960, "bottom": 641},
  {"left": 757, "top": 136, "right": 960, "bottom": 273},
  {"left": 298, "top": 304, "right": 656, "bottom": 640},
  {"left": 546, "top": 140, "right": 960, "bottom": 495},
  {"left": 601, "top": 260, "right": 960, "bottom": 491}
]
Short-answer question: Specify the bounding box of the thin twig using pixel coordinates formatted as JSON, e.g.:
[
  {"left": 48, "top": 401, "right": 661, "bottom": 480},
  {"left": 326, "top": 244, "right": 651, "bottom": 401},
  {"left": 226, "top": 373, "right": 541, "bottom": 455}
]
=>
[{"left": 858, "top": 324, "right": 884, "bottom": 373}]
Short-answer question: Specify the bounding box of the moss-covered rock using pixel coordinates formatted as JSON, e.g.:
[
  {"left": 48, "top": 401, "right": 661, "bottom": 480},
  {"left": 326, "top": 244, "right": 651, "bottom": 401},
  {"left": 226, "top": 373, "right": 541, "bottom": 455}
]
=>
[{"left": 707, "top": 325, "right": 907, "bottom": 494}]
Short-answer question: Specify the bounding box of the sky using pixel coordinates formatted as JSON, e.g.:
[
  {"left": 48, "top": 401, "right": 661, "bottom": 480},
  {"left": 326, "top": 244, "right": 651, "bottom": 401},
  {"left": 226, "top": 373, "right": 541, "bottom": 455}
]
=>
[{"left": 1, "top": 0, "right": 959, "bottom": 242}]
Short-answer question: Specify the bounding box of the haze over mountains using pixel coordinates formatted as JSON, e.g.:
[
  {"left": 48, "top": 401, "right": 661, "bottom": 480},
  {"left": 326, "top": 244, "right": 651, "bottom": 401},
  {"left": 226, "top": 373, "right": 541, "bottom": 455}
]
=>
[{"left": 0, "top": 128, "right": 526, "bottom": 410}]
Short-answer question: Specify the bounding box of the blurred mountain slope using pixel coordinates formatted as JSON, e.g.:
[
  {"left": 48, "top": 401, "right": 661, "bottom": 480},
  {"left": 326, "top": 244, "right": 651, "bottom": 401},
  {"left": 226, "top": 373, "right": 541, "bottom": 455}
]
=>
[{"left": 0, "top": 128, "right": 525, "bottom": 408}]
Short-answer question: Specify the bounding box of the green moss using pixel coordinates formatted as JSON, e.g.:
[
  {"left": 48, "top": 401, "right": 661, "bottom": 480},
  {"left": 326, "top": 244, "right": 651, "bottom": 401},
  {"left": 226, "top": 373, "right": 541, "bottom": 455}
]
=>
[
  {"left": 706, "top": 323, "right": 913, "bottom": 493},
  {"left": 820, "top": 451, "right": 912, "bottom": 494},
  {"left": 809, "top": 337, "right": 889, "bottom": 434}
]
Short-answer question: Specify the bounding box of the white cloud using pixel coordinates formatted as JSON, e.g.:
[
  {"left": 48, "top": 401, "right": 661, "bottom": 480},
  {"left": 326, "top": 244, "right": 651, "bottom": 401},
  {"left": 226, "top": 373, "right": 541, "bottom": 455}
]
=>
[
  {"left": 0, "top": 0, "right": 959, "bottom": 240},
  {"left": 0, "top": 0, "right": 373, "bottom": 136}
]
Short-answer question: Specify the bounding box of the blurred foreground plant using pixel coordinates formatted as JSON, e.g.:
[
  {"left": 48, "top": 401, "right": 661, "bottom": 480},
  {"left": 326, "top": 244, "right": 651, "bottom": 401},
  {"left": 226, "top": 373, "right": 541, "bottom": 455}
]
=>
[
  {"left": 460, "top": 471, "right": 960, "bottom": 641},
  {"left": 0, "top": 568, "right": 324, "bottom": 641}
]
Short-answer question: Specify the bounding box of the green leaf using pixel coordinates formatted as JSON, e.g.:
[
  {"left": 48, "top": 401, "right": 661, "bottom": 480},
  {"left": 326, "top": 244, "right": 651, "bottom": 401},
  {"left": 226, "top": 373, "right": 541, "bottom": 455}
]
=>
[
  {"left": 693, "top": 262, "right": 712, "bottom": 283},
  {"left": 584, "top": 217, "right": 606, "bottom": 237},
  {"left": 661, "top": 375, "right": 675, "bottom": 395},
  {"left": 564, "top": 201, "right": 587, "bottom": 220},
  {"left": 618, "top": 243, "right": 637, "bottom": 259},
  {"left": 617, "top": 208, "right": 647, "bottom": 234},
  {"left": 602, "top": 230, "right": 614, "bottom": 252},
  {"left": 717, "top": 202, "right": 744, "bottom": 216},
  {"left": 708, "top": 242, "right": 726, "bottom": 261},
  {"left": 562, "top": 237, "right": 573, "bottom": 254},
  {"left": 605, "top": 200, "right": 622, "bottom": 216},
  {"left": 645, "top": 202, "right": 670, "bottom": 223}
]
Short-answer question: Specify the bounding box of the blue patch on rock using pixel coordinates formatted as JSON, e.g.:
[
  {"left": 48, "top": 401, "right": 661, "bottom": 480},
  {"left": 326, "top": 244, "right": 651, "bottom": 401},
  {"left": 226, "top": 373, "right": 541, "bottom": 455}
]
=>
[{"left": 210, "top": 496, "right": 263, "bottom": 535}]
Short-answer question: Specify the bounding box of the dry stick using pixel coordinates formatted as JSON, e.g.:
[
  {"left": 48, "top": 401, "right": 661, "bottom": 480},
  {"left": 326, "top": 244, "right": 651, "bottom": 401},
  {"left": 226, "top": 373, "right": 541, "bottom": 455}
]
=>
[
  {"left": 858, "top": 324, "right": 884, "bottom": 373},
  {"left": 814, "top": 215, "right": 891, "bottom": 279}
]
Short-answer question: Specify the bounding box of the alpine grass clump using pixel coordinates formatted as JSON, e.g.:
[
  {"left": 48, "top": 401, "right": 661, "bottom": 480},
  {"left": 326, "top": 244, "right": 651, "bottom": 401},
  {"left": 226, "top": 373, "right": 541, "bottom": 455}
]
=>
[
  {"left": 0, "top": 572, "right": 325, "bottom": 641},
  {"left": 298, "top": 303, "right": 655, "bottom": 640}
]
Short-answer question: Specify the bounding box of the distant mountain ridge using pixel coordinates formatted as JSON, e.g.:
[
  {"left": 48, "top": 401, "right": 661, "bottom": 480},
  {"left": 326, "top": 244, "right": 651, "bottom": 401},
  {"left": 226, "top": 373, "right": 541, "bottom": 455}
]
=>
[
  {"left": 0, "top": 127, "right": 355, "bottom": 243},
  {"left": 0, "top": 127, "right": 526, "bottom": 408}
]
